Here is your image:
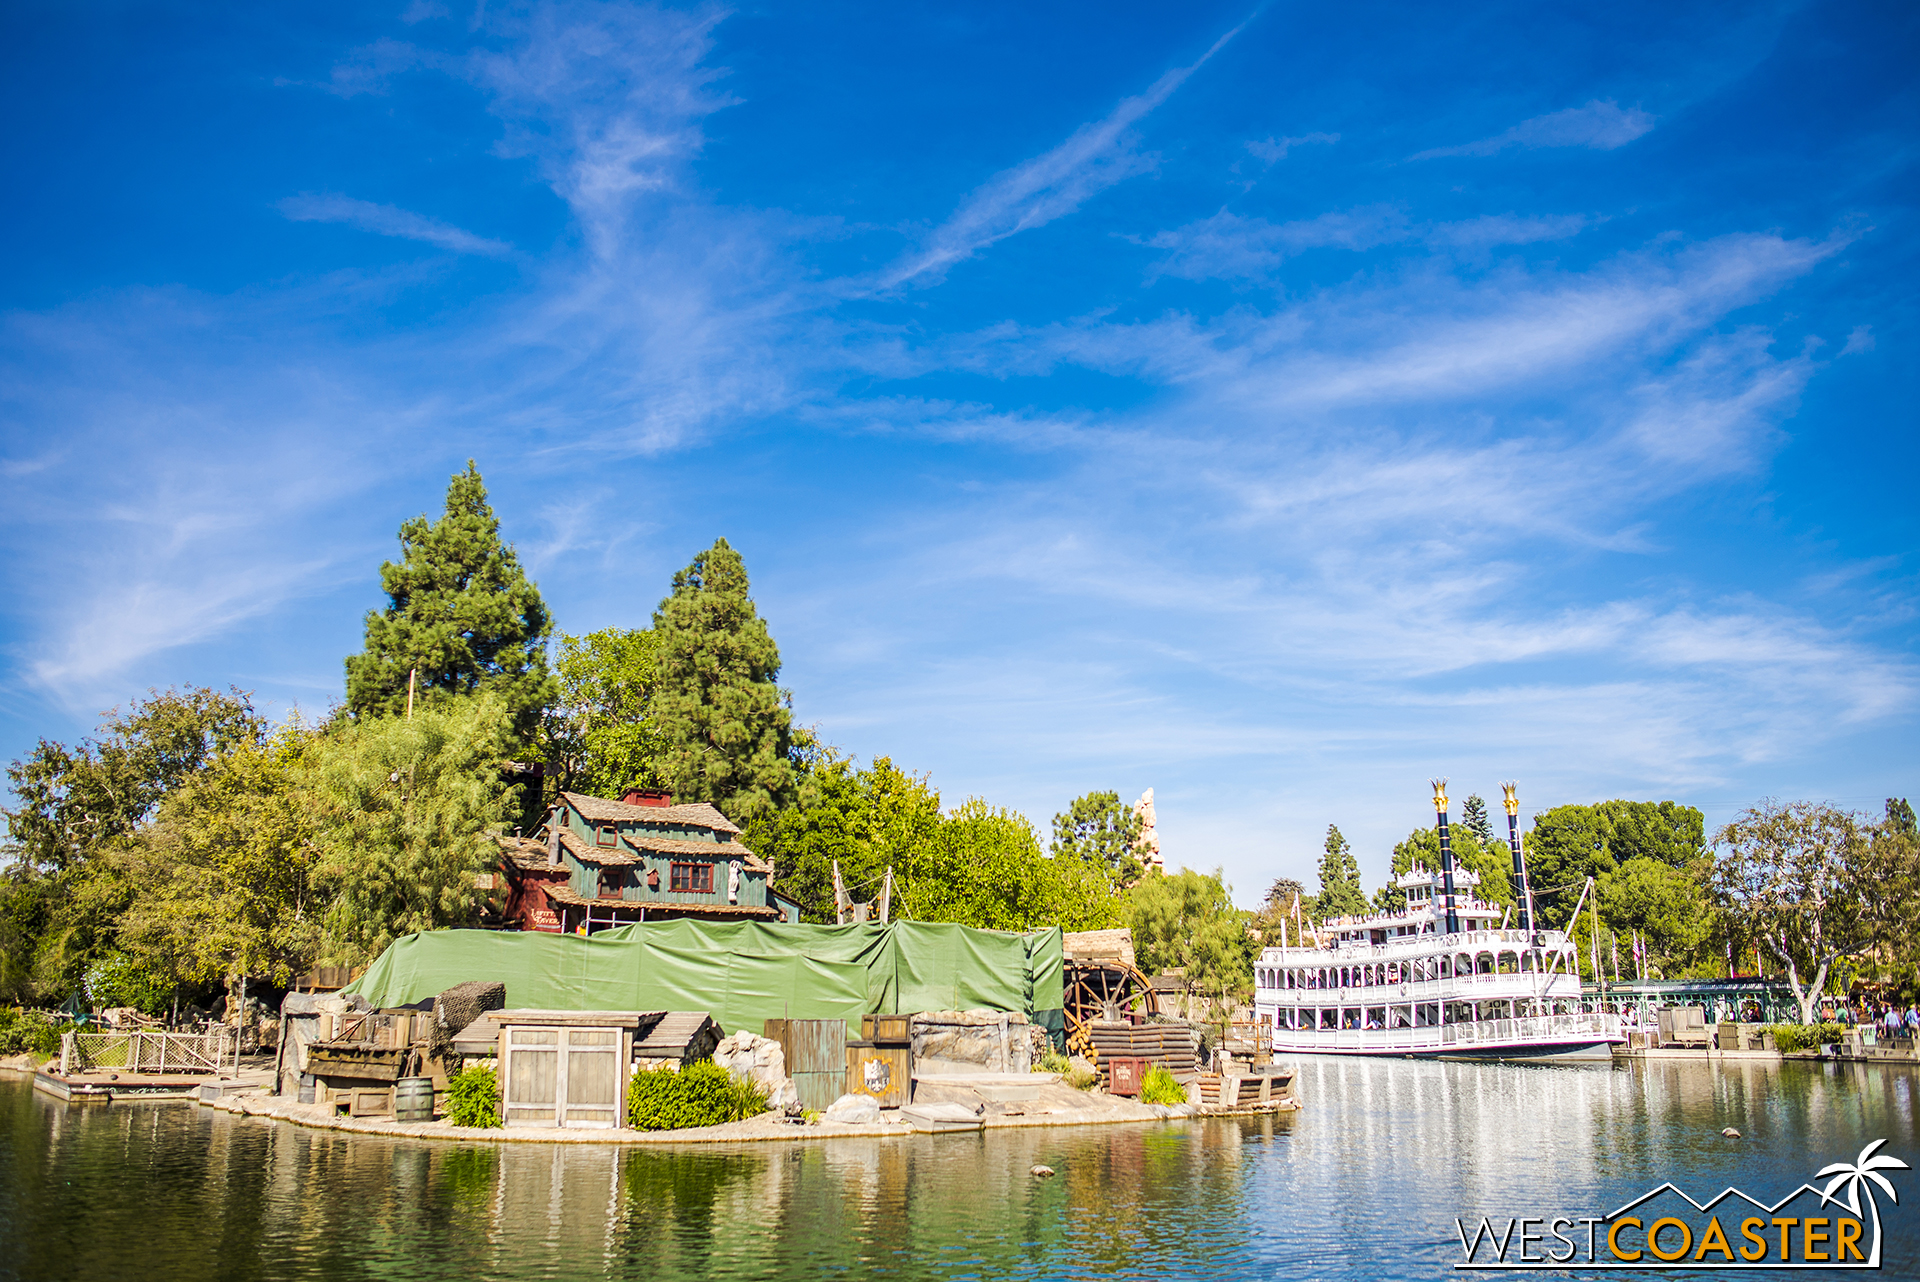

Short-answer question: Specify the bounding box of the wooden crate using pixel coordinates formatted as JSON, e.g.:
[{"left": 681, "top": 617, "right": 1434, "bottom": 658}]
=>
[
  {"left": 845, "top": 1041, "right": 910, "bottom": 1108},
  {"left": 861, "top": 1013, "right": 912, "bottom": 1045},
  {"left": 1106, "top": 1056, "right": 1148, "bottom": 1097}
]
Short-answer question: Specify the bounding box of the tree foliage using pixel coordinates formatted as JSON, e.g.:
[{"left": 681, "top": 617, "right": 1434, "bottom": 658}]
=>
[
  {"left": 115, "top": 721, "right": 322, "bottom": 991},
  {"left": 1709, "top": 800, "right": 1872, "bottom": 1024},
  {"left": 747, "top": 755, "right": 1118, "bottom": 930},
  {"left": 309, "top": 694, "right": 515, "bottom": 962},
  {"left": 542, "top": 626, "right": 664, "bottom": 799},
  {"left": 1314, "top": 825, "right": 1368, "bottom": 919},
  {"left": 1049, "top": 790, "right": 1144, "bottom": 889},
  {"left": 650, "top": 538, "right": 797, "bottom": 824},
  {"left": 1524, "top": 800, "right": 1705, "bottom": 927},
  {"left": 1127, "top": 868, "right": 1252, "bottom": 1024},
  {"left": 1389, "top": 825, "right": 1515, "bottom": 914},
  {"left": 4, "top": 687, "right": 263, "bottom": 874},
  {"left": 344, "top": 462, "right": 556, "bottom": 740},
  {"left": 1460, "top": 793, "right": 1492, "bottom": 844}
]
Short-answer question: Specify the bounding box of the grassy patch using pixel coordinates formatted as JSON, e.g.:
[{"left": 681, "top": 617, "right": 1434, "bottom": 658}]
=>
[{"left": 1138, "top": 1064, "right": 1186, "bottom": 1106}]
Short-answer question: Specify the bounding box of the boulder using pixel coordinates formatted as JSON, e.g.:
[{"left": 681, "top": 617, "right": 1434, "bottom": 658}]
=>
[
  {"left": 713, "top": 1031, "right": 799, "bottom": 1109},
  {"left": 823, "top": 1093, "right": 883, "bottom": 1125}
]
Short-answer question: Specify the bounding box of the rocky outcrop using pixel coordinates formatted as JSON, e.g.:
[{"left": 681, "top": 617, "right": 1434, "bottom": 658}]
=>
[
  {"left": 911, "top": 1010, "right": 1034, "bottom": 1074},
  {"left": 712, "top": 1031, "right": 799, "bottom": 1109}
]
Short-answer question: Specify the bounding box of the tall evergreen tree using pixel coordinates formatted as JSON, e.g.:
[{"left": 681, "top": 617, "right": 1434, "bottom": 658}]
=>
[
  {"left": 1461, "top": 793, "right": 1493, "bottom": 843},
  {"left": 1315, "top": 824, "right": 1368, "bottom": 918},
  {"left": 650, "top": 538, "right": 797, "bottom": 823},
  {"left": 1050, "top": 790, "right": 1145, "bottom": 889},
  {"left": 345, "top": 462, "right": 556, "bottom": 740}
]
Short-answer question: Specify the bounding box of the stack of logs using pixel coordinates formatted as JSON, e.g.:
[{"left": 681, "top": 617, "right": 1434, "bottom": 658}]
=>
[{"left": 1084, "top": 1021, "right": 1198, "bottom": 1088}]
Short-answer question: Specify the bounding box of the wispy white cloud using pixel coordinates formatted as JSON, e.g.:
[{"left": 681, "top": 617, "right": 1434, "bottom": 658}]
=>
[
  {"left": 1245, "top": 132, "right": 1339, "bottom": 165},
  {"left": 277, "top": 193, "right": 513, "bottom": 255},
  {"left": 1142, "top": 206, "right": 1591, "bottom": 281},
  {"left": 880, "top": 20, "right": 1251, "bottom": 288},
  {"left": 1414, "top": 98, "right": 1656, "bottom": 160}
]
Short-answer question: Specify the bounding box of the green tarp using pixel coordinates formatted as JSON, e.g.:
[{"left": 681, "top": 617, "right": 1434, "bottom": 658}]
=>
[{"left": 344, "top": 920, "right": 1064, "bottom": 1038}]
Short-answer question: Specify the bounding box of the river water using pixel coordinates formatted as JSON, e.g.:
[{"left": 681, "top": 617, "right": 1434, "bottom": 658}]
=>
[{"left": 2, "top": 1057, "right": 1915, "bottom": 1280}]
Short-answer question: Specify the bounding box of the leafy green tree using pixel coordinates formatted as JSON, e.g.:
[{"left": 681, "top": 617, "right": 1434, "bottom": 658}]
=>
[
  {"left": 650, "top": 538, "right": 797, "bottom": 824},
  {"left": 116, "top": 721, "right": 322, "bottom": 994},
  {"left": 1860, "top": 798, "right": 1920, "bottom": 990},
  {"left": 1049, "top": 791, "right": 1144, "bottom": 889},
  {"left": 1128, "top": 869, "right": 1253, "bottom": 1027},
  {"left": 1252, "top": 877, "right": 1306, "bottom": 948},
  {"left": 1389, "top": 825, "right": 1514, "bottom": 914},
  {"left": 746, "top": 754, "right": 941, "bottom": 923},
  {"left": 1709, "top": 800, "right": 1872, "bottom": 1024},
  {"left": 4, "top": 687, "right": 263, "bottom": 874},
  {"left": 309, "top": 694, "right": 515, "bottom": 962},
  {"left": 907, "top": 799, "right": 1120, "bottom": 931},
  {"left": 344, "top": 462, "right": 557, "bottom": 740},
  {"left": 1, "top": 687, "right": 263, "bottom": 997},
  {"left": 1460, "top": 793, "right": 1492, "bottom": 844},
  {"left": 542, "top": 627, "right": 664, "bottom": 799},
  {"left": 1314, "top": 825, "right": 1368, "bottom": 919},
  {"left": 1524, "top": 800, "right": 1705, "bottom": 927},
  {"left": 1599, "top": 857, "right": 1711, "bottom": 975}
]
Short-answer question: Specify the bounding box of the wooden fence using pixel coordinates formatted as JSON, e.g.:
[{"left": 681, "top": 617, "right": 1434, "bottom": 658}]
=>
[{"left": 60, "top": 1028, "right": 240, "bottom": 1077}]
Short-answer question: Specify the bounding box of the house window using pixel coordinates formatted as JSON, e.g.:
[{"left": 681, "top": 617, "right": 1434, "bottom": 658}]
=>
[
  {"left": 669, "top": 863, "right": 713, "bottom": 894},
  {"left": 596, "top": 825, "right": 617, "bottom": 848},
  {"left": 598, "top": 869, "right": 623, "bottom": 899}
]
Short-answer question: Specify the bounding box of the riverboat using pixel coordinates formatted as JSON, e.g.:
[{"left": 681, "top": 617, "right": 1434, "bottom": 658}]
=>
[{"left": 1253, "top": 782, "right": 1624, "bottom": 1060}]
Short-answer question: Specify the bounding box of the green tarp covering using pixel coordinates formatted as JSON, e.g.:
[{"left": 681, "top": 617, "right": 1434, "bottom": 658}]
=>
[{"left": 344, "top": 921, "right": 1064, "bottom": 1038}]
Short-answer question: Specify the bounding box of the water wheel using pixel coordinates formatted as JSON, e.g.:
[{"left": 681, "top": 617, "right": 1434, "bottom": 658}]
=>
[{"left": 1063, "top": 961, "right": 1158, "bottom": 1064}]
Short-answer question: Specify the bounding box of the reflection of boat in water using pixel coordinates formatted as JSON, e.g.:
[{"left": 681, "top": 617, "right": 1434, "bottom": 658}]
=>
[{"left": 1253, "top": 782, "right": 1625, "bottom": 1061}]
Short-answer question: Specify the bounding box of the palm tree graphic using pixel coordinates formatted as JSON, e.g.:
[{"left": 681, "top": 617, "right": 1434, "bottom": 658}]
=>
[{"left": 1816, "top": 1139, "right": 1910, "bottom": 1267}]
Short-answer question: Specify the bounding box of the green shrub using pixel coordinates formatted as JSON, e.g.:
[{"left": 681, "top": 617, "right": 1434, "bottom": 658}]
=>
[
  {"left": 445, "top": 1064, "right": 502, "bottom": 1128},
  {"left": 1766, "top": 1023, "right": 1851, "bottom": 1054},
  {"left": 626, "top": 1060, "right": 769, "bottom": 1131},
  {"left": 0, "top": 1007, "right": 61, "bottom": 1058},
  {"left": 1035, "top": 1049, "right": 1071, "bottom": 1074},
  {"left": 1138, "top": 1064, "right": 1186, "bottom": 1106}
]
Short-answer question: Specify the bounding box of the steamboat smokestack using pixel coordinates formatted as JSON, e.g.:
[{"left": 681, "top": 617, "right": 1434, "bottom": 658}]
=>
[
  {"left": 1501, "top": 782, "right": 1534, "bottom": 933},
  {"left": 1432, "top": 778, "right": 1460, "bottom": 936}
]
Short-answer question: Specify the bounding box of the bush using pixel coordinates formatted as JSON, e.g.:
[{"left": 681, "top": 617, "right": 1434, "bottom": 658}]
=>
[
  {"left": 1139, "top": 1064, "right": 1186, "bottom": 1106},
  {"left": 445, "top": 1064, "right": 501, "bottom": 1128},
  {"left": 1035, "top": 1049, "right": 1071, "bottom": 1074},
  {"left": 1766, "top": 1023, "right": 1851, "bottom": 1054},
  {"left": 627, "top": 1060, "right": 769, "bottom": 1131},
  {"left": 0, "top": 1007, "right": 61, "bottom": 1058}
]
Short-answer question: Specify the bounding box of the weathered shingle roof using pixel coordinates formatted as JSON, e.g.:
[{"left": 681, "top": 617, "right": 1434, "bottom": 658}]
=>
[
  {"left": 558, "top": 826, "right": 641, "bottom": 866},
  {"left": 561, "top": 790, "right": 742, "bottom": 835},
  {"left": 622, "top": 833, "right": 770, "bottom": 872}
]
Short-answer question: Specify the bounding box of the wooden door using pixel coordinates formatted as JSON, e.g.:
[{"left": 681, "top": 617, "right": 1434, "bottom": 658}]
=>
[{"left": 502, "top": 1024, "right": 628, "bottom": 1128}]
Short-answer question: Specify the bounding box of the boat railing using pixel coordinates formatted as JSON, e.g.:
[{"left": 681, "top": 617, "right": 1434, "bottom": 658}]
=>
[
  {"left": 59, "top": 1027, "right": 240, "bottom": 1076},
  {"left": 1269, "top": 1013, "right": 1622, "bottom": 1052}
]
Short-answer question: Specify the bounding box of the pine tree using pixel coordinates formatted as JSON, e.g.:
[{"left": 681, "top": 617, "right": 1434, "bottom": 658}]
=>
[
  {"left": 649, "top": 538, "right": 797, "bottom": 823},
  {"left": 345, "top": 462, "right": 556, "bottom": 740},
  {"left": 1462, "top": 793, "right": 1493, "bottom": 844},
  {"left": 1315, "top": 824, "right": 1368, "bottom": 918}
]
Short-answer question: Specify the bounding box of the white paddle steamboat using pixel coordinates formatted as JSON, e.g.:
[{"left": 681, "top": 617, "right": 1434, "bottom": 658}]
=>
[{"left": 1253, "top": 782, "right": 1624, "bottom": 1060}]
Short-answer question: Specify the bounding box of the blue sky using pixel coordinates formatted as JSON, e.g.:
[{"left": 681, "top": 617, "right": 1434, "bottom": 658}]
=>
[{"left": 2, "top": 1, "right": 1915, "bottom": 902}]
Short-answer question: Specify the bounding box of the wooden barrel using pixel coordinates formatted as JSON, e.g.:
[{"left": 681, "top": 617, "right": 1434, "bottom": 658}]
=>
[{"left": 393, "top": 1076, "right": 435, "bottom": 1123}]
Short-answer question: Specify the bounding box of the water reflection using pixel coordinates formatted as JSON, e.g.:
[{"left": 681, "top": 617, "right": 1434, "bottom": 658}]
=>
[{"left": 0, "top": 1058, "right": 1914, "bottom": 1281}]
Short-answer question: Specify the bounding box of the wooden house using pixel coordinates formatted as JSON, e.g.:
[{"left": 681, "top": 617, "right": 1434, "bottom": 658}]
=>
[{"left": 499, "top": 789, "right": 802, "bottom": 934}]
